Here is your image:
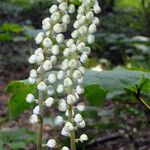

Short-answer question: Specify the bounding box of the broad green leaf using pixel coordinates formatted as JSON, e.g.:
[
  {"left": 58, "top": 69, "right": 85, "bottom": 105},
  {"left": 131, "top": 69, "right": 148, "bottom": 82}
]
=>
[
  {"left": 84, "top": 84, "right": 107, "bottom": 106},
  {"left": 7, "top": 81, "right": 36, "bottom": 119}
]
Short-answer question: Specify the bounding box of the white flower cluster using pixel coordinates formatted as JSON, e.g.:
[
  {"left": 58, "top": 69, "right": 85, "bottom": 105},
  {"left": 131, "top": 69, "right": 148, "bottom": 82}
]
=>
[{"left": 55, "top": 0, "right": 100, "bottom": 149}]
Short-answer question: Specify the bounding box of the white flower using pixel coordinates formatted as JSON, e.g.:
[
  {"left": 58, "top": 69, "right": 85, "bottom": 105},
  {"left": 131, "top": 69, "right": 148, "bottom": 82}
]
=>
[
  {"left": 29, "top": 114, "right": 38, "bottom": 124},
  {"left": 76, "top": 85, "right": 84, "bottom": 95},
  {"left": 71, "top": 30, "right": 79, "bottom": 39},
  {"left": 35, "top": 32, "right": 44, "bottom": 44},
  {"left": 84, "top": 47, "right": 91, "bottom": 54},
  {"left": 77, "top": 42, "right": 85, "bottom": 51},
  {"left": 72, "top": 70, "right": 81, "bottom": 79},
  {"left": 87, "top": 34, "right": 95, "bottom": 44},
  {"left": 51, "top": 12, "right": 60, "bottom": 22},
  {"left": 78, "top": 66, "right": 85, "bottom": 74},
  {"left": 61, "top": 146, "right": 69, "bottom": 150},
  {"left": 42, "top": 22, "right": 51, "bottom": 30},
  {"left": 30, "top": 69, "right": 37, "bottom": 79},
  {"left": 73, "top": 20, "right": 80, "bottom": 29},
  {"left": 62, "top": 14, "right": 70, "bottom": 24},
  {"left": 28, "top": 77, "right": 36, "bottom": 84},
  {"left": 55, "top": 116, "right": 64, "bottom": 126},
  {"left": 51, "top": 45, "right": 60, "bottom": 55},
  {"left": 67, "top": 94, "right": 76, "bottom": 105},
  {"left": 61, "top": 59, "right": 69, "bottom": 70},
  {"left": 57, "top": 0, "right": 64, "bottom": 3},
  {"left": 43, "top": 37, "right": 52, "bottom": 48},
  {"left": 57, "top": 70, "right": 64, "bottom": 80},
  {"left": 78, "top": 120, "right": 85, "bottom": 128},
  {"left": 50, "top": 55, "right": 57, "bottom": 64},
  {"left": 45, "top": 97, "right": 54, "bottom": 107},
  {"left": 48, "top": 73, "right": 56, "bottom": 83},
  {"left": 56, "top": 34, "right": 64, "bottom": 43},
  {"left": 59, "top": 2, "right": 68, "bottom": 11},
  {"left": 78, "top": 15, "right": 86, "bottom": 24},
  {"left": 64, "top": 78, "right": 72, "bottom": 87},
  {"left": 29, "top": 55, "right": 37, "bottom": 64},
  {"left": 26, "top": 94, "right": 34, "bottom": 103},
  {"left": 79, "top": 134, "right": 88, "bottom": 142},
  {"left": 77, "top": 103, "right": 85, "bottom": 112},
  {"left": 68, "top": 59, "right": 78, "bottom": 69},
  {"left": 78, "top": 26, "right": 87, "bottom": 35},
  {"left": 42, "top": 17, "right": 50, "bottom": 24},
  {"left": 35, "top": 48, "right": 43, "bottom": 55},
  {"left": 49, "top": 5, "right": 58, "bottom": 13},
  {"left": 88, "top": 24, "right": 97, "bottom": 33},
  {"left": 33, "top": 106, "right": 40, "bottom": 115},
  {"left": 37, "top": 82, "right": 47, "bottom": 91},
  {"left": 63, "top": 48, "right": 70, "bottom": 57},
  {"left": 80, "top": 53, "right": 88, "bottom": 63},
  {"left": 92, "top": 17, "right": 100, "bottom": 25},
  {"left": 66, "top": 39, "right": 74, "bottom": 47},
  {"left": 47, "top": 86, "right": 55, "bottom": 96},
  {"left": 59, "top": 99, "right": 67, "bottom": 112},
  {"left": 93, "top": 5, "right": 101, "bottom": 14},
  {"left": 74, "top": 114, "right": 83, "bottom": 124},
  {"left": 57, "top": 84, "right": 64, "bottom": 93},
  {"left": 68, "top": 4, "right": 75, "bottom": 13},
  {"left": 43, "top": 60, "right": 52, "bottom": 71},
  {"left": 65, "top": 109, "right": 74, "bottom": 117},
  {"left": 77, "top": 77, "right": 84, "bottom": 84},
  {"left": 53, "top": 23, "right": 62, "bottom": 33},
  {"left": 61, "top": 128, "right": 70, "bottom": 137},
  {"left": 86, "top": 11, "right": 94, "bottom": 20},
  {"left": 69, "top": 44, "right": 77, "bottom": 52},
  {"left": 36, "top": 53, "right": 44, "bottom": 64},
  {"left": 64, "top": 122, "right": 74, "bottom": 132},
  {"left": 47, "top": 139, "right": 57, "bottom": 148}
]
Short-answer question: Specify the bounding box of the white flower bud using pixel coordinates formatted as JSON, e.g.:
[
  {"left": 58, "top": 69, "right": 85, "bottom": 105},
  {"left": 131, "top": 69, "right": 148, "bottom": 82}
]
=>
[
  {"left": 57, "top": 84, "right": 64, "bottom": 93},
  {"left": 77, "top": 42, "right": 85, "bottom": 51},
  {"left": 28, "top": 77, "right": 36, "bottom": 84},
  {"left": 33, "top": 106, "right": 39, "bottom": 115},
  {"left": 42, "top": 22, "right": 51, "bottom": 30},
  {"left": 30, "top": 69, "right": 37, "bottom": 79},
  {"left": 47, "top": 139, "right": 57, "bottom": 148},
  {"left": 29, "top": 114, "right": 38, "bottom": 124},
  {"left": 80, "top": 53, "right": 88, "bottom": 63},
  {"left": 87, "top": 34, "right": 95, "bottom": 44},
  {"left": 59, "top": 2, "right": 68, "bottom": 11},
  {"left": 61, "top": 128, "right": 70, "bottom": 137},
  {"left": 80, "top": 134, "right": 88, "bottom": 142},
  {"left": 88, "top": 24, "right": 97, "bottom": 33},
  {"left": 84, "top": 47, "right": 91, "bottom": 54},
  {"left": 47, "top": 86, "right": 55, "bottom": 96},
  {"left": 35, "top": 32, "right": 44, "bottom": 44},
  {"left": 26, "top": 94, "right": 34, "bottom": 103},
  {"left": 92, "top": 17, "right": 100, "bottom": 25},
  {"left": 45, "top": 97, "right": 54, "bottom": 107},
  {"left": 57, "top": 70, "right": 64, "bottom": 80},
  {"left": 68, "top": 59, "right": 78, "bottom": 69},
  {"left": 69, "top": 44, "right": 77, "bottom": 52},
  {"left": 51, "top": 45, "right": 60, "bottom": 55},
  {"left": 49, "top": 5, "right": 58, "bottom": 13},
  {"left": 43, "top": 38, "right": 52, "bottom": 48},
  {"left": 53, "top": 23, "right": 62, "bottom": 33},
  {"left": 61, "top": 146, "right": 69, "bottom": 150},
  {"left": 63, "top": 48, "right": 70, "bottom": 57},
  {"left": 35, "top": 48, "right": 43, "bottom": 55},
  {"left": 61, "top": 59, "right": 69, "bottom": 70},
  {"left": 64, "top": 122, "right": 74, "bottom": 132},
  {"left": 62, "top": 14, "right": 70, "bottom": 24},
  {"left": 65, "top": 109, "right": 74, "bottom": 117},
  {"left": 93, "top": 5, "right": 101, "bottom": 14},
  {"left": 73, "top": 20, "right": 80, "bottom": 29},
  {"left": 43, "top": 60, "right": 52, "bottom": 71},
  {"left": 57, "top": 0, "right": 64, "bottom": 3},
  {"left": 86, "top": 11, "right": 94, "bottom": 20},
  {"left": 76, "top": 85, "right": 84, "bottom": 95},
  {"left": 66, "top": 39, "right": 74, "bottom": 47},
  {"left": 51, "top": 12, "right": 60, "bottom": 22},
  {"left": 78, "top": 26, "right": 87, "bottom": 35},
  {"left": 72, "top": 70, "right": 81, "bottom": 79},
  {"left": 78, "top": 120, "right": 85, "bottom": 128},
  {"left": 77, "top": 103, "right": 85, "bottom": 112},
  {"left": 64, "top": 78, "right": 72, "bottom": 87},
  {"left": 50, "top": 55, "right": 57, "bottom": 64},
  {"left": 59, "top": 99, "right": 67, "bottom": 112},
  {"left": 56, "top": 34, "right": 64, "bottom": 43},
  {"left": 67, "top": 94, "right": 76, "bottom": 105},
  {"left": 78, "top": 15, "right": 86, "bottom": 24},
  {"left": 29, "top": 55, "right": 37, "bottom": 64},
  {"left": 48, "top": 73, "right": 56, "bottom": 83},
  {"left": 37, "top": 82, "right": 47, "bottom": 91},
  {"left": 68, "top": 4, "right": 75, "bottom": 13},
  {"left": 79, "top": 66, "right": 85, "bottom": 74},
  {"left": 74, "top": 114, "right": 83, "bottom": 124},
  {"left": 71, "top": 30, "right": 79, "bottom": 39},
  {"left": 55, "top": 116, "right": 64, "bottom": 126}
]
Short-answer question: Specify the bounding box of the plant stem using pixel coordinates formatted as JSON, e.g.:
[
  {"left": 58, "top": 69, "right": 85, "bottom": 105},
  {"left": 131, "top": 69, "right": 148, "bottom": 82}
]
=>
[
  {"left": 68, "top": 105, "right": 76, "bottom": 150},
  {"left": 37, "top": 66, "right": 44, "bottom": 150}
]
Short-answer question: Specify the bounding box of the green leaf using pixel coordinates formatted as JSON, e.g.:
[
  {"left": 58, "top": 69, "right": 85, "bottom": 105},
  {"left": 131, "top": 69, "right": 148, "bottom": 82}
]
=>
[
  {"left": 84, "top": 84, "right": 107, "bottom": 106},
  {"left": 7, "top": 81, "right": 36, "bottom": 120}
]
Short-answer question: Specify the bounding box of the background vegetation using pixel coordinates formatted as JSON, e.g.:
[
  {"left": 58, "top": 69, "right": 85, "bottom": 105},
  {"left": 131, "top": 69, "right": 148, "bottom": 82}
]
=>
[{"left": 0, "top": 0, "right": 150, "bottom": 149}]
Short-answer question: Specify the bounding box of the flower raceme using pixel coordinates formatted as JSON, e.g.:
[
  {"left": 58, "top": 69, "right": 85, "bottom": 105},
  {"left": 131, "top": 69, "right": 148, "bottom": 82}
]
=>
[{"left": 26, "top": 0, "right": 100, "bottom": 149}]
